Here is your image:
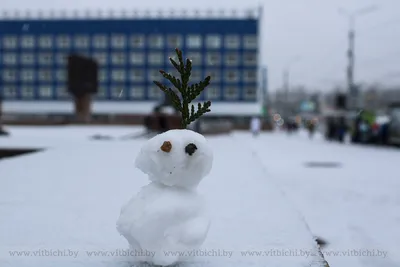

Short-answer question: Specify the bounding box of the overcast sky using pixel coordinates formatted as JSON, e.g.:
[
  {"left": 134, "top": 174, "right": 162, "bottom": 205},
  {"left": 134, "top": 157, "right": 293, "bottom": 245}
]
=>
[{"left": 2, "top": 0, "right": 400, "bottom": 92}]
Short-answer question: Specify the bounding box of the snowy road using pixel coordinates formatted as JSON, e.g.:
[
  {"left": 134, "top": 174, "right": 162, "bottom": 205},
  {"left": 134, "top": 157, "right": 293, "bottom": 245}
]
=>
[{"left": 242, "top": 131, "right": 400, "bottom": 267}]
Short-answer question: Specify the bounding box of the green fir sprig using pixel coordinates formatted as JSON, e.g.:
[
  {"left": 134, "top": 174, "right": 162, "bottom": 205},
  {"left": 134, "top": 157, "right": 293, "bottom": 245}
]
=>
[{"left": 153, "top": 48, "right": 212, "bottom": 129}]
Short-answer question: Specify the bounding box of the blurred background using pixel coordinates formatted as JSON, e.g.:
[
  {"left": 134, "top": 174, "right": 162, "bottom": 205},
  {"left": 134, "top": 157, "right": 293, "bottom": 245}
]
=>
[
  {"left": 0, "top": 0, "right": 400, "bottom": 145},
  {"left": 1, "top": 2, "right": 400, "bottom": 266}
]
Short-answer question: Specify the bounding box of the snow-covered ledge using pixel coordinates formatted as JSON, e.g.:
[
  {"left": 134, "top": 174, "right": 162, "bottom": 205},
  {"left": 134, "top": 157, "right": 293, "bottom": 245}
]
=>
[{"left": 0, "top": 126, "right": 328, "bottom": 267}]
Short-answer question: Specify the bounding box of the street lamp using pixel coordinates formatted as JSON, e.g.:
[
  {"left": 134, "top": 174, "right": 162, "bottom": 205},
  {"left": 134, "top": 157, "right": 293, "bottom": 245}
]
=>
[
  {"left": 338, "top": 5, "right": 379, "bottom": 110},
  {"left": 282, "top": 56, "right": 301, "bottom": 117}
]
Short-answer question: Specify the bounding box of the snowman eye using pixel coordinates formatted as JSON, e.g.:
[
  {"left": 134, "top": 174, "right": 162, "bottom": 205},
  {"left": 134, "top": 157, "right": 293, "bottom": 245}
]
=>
[
  {"left": 185, "top": 143, "right": 197, "bottom": 156},
  {"left": 160, "top": 141, "right": 172, "bottom": 153}
]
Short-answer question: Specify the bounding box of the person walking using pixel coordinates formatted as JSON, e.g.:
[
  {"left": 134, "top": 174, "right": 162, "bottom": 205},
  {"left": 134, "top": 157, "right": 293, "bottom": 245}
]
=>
[{"left": 250, "top": 116, "right": 261, "bottom": 137}]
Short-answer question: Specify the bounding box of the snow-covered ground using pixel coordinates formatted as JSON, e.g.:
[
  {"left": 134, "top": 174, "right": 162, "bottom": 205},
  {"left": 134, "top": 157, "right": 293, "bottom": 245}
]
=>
[
  {"left": 245, "top": 130, "right": 400, "bottom": 267},
  {"left": 2, "top": 126, "right": 398, "bottom": 267},
  {"left": 0, "top": 126, "right": 325, "bottom": 267}
]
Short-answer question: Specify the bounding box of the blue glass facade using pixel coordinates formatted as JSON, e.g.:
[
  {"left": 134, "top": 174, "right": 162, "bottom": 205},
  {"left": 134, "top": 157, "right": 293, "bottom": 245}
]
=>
[{"left": 0, "top": 18, "right": 259, "bottom": 102}]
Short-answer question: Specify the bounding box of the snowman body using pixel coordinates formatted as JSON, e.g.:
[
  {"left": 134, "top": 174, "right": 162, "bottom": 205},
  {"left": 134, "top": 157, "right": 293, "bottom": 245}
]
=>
[{"left": 117, "top": 129, "right": 213, "bottom": 266}]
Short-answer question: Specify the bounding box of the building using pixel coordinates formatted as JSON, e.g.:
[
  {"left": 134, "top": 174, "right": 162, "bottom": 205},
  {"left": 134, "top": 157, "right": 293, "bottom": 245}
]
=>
[{"left": 0, "top": 9, "right": 262, "bottom": 117}]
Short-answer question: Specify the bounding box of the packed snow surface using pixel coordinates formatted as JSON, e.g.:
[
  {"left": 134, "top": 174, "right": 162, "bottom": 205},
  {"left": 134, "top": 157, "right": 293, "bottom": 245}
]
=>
[{"left": 0, "top": 126, "right": 325, "bottom": 267}]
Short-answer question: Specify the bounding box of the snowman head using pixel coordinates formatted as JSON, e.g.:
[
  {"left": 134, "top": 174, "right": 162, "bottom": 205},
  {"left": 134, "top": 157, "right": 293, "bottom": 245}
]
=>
[{"left": 135, "top": 129, "right": 213, "bottom": 189}]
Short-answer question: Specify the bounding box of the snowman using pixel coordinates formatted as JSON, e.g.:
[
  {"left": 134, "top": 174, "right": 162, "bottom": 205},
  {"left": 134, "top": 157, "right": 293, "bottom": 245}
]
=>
[{"left": 117, "top": 129, "right": 213, "bottom": 266}]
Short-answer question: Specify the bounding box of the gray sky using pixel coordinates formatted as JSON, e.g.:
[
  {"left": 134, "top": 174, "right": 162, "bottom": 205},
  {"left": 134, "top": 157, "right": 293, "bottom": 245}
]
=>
[{"left": 3, "top": 0, "right": 400, "bottom": 91}]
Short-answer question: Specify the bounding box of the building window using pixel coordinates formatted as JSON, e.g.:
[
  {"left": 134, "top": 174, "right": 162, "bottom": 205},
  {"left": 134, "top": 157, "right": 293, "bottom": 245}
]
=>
[
  {"left": 186, "top": 52, "right": 202, "bottom": 66},
  {"left": 93, "top": 52, "right": 108, "bottom": 65},
  {"left": 99, "top": 69, "right": 108, "bottom": 82},
  {"left": 39, "top": 35, "right": 53, "bottom": 48},
  {"left": 225, "top": 70, "right": 240, "bottom": 83},
  {"left": 39, "top": 86, "right": 53, "bottom": 98},
  {"left": 2, "top": 70, "right": 17, "bottom": 82},
  {"left": 206, "top": 35, "right": 221, "bottom": 48},
  {"left": 243, "top": 35, "right": 258, "bottom": 49},
  {"left": 21, "top": 53, "right": 35, "bottom": 65},
  {"left": 5, "top": 54, "right": 18, "bottom": 65},
  {"left": 56, "top": 70, "right": 66, "bottom": 82},
  {"left": 95, "top": 86, "right": 106, "bottom": 99},
  {"left": 130, "top": 35, "right": 145, "bottom": 48},
  {"left": 191, "top": 70, "right": 201, "bottom": 81},
  {"left": 3, "top": 53, "right": 17, "bottom": 65},
  {"left": 56, "top": 53, "right": 67, "bottom": 66},
  {"left": 130, "top": 86, "right": 145, "bottom": 99},
  {"left": 38, "top": 69, "right": 52, "bottom": 82},
  {"left": 130, "top": 52, "right": 145, "bottom": 65},
  {"left": 92, "top": 35, "right": 108, "bottom": 49},
  {"left": 148, "top": 52, "right": 164, "bottom": 65},
  {"left": 148, "top": 35, "right": 164, "bottom": 48},
  {"left": 149, "top": 87, "right": 163, "bottom": 99},
  {"left": 3, "top": 86, "right": 17, "bottom": 98},
  {"left": 56, "top": 86, "right": 69, "bottom": 98},
  {"left": 57, "top": 35, "right": 71, "bottom": 48},
  {"left": 225, "top": 52, "right": 239, "bottom": 66},
  {"left": 74, "top": 35, "right": 89, "bottom": 49},
  {"left": 130, "top": 69, "right": 144, "bottom": 82},
  {"left": 111, "top": 34, "right": 126, "bottom": 49},
  {"left": 20, "top": 70, "right": 35, "bottom": 82},
  {"left": 111, "top": 52, "right": 126, "bottom": 65},
  {"left": 244, "top": 86, "right": 257, "bottom": 99},
  {"left": 206, "top": 53, "right": 221, "bottom": 66},
  {"left": 243, "top": 69, "right": 257, "bottom": 82},
  {"left": 205, "top": 69, "right": 220, "bottom": 82},
  {"left": 111, "top": 69, "right": 126, "bottom": 82},
  {"left": 186, "top": 35, "right": 202, "bottom": 48},
  {"left": 224, "top": 86, "right": 239, "bottom": 99},
  {"left": 225, "top": 35, "right": 240, "bottom": 49},
  {"left": 111, "top": 85, "right": 124, "bottom": 99},
  {"left": 167, "top": 35, "right": 182, "bottom": 48},
  {"left": 148, "top": 69, "right": 160, "bottom": 81},
  {"left": 39, "top": 53, "right": 53, "bottom": 65},
  {"left": 21, "top": 86, "right": 35, "bottom": 98},
  {"left": 21, "top": 36, "right": 35, "bottom": 49},
  {"left": 206, "top": 87, "right": 220, "bottom": 99},
  {"left": 243, "top": 53, "right": 257, "bottom": 66},
  {"left": 3, "top": 36, "right": 18, "bottom": 49}
]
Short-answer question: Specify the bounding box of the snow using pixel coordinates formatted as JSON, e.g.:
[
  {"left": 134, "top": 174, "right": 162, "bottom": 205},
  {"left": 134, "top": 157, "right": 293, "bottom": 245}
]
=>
[
  {"left": 0, "top": 126, "right": 326, "bottom": 267},
  {"left": 117, "top": 129, "right": 213, "bottom": 265},
  {"left": 249, "top": 130, "right": 400, "bottom": 267}
]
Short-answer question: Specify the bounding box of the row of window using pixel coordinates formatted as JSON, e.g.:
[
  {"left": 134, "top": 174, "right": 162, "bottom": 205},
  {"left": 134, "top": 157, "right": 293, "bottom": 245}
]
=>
[
  {"left": 1, "top": 34, "right": 257, "bottom": 50},
  {"left": 0, "top": 51, "right": 258, "bottom": 66},
  {"left": 1, "top": 85, "right": 257, "bottom": 100},
  {"left": 2, "top": 68, "right": 257, "bottom": 83}
]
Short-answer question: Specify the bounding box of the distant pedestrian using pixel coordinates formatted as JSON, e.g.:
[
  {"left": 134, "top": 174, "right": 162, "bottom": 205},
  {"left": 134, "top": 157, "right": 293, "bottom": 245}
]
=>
[
  {"left": 250, "top": 116, "right": 261, "bottom": 137},
  {"left": 0, "top": 95, "right": 8, "bottom": 136},
  {"left": 308, "top": 120, "right": 316, "bottom": 139}
]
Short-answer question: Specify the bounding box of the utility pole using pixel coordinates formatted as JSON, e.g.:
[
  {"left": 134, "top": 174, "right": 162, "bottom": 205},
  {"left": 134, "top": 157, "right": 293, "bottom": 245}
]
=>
[
  {"left": 283, "top": 69, "right": 289, "bottom": 117},
  {"left": 339, "top": 5, "right": 378, "bottom": 110},
  {"left": 282, "top": 56, "right": 300, "bottom": 118},
  {"left": 347, "top": 18, "right": 355, "bottom": 110},
  {"left": 261, "top": 66, "right": 268, "bottom": 116}
]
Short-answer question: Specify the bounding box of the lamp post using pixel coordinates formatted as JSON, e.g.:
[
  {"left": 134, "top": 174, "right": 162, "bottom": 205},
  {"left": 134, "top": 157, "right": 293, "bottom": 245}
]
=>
[
  {"left": 282, "top": 56, "right": 301, "bottom": 118},
  {"left": 338, "top": 5, "right": 379, "bottom": 110}
]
